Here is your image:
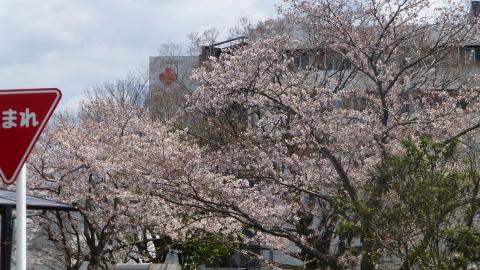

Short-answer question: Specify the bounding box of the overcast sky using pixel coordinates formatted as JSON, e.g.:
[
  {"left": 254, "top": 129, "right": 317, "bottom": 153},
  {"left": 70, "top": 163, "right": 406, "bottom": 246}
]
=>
[{"left": 0, "top": 0, "right": 278, "bottom": 111}]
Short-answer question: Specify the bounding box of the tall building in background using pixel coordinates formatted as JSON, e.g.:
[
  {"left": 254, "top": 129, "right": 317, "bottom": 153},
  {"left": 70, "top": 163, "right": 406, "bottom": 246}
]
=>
[
  {"left": 147, "top": 37, "right": 248, "bottom": 120},
  {"left": 147, "top": 55, "right": 198, "bottom": 120}
]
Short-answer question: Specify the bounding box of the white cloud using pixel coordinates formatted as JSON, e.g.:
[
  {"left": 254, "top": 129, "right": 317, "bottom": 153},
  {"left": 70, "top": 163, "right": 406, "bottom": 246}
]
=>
[
  {"left": 57, "top": 94, "right": 87, "bottom": 113},
  {"left": 0, "top": 0, "right": 278, "bottom": 111}
]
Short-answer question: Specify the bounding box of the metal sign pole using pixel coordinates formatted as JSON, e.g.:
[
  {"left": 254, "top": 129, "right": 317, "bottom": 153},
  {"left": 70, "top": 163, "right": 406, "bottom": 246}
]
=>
[{"left": 15, "top": 164, "right": 26, "bottom": 270}]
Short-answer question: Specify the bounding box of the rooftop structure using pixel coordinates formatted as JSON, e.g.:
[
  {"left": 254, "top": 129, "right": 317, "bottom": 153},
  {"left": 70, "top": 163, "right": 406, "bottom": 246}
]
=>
[
  {"left": 199, "top": 36, "right": 248, "bottom": 61},
  {"left": 0, "top": 189, "right": 77, "bottom": 270}
]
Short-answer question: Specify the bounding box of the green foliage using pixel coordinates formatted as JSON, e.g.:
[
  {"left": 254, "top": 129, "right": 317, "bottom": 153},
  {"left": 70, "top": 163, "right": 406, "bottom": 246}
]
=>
[
  {"left": 334, "top": 138, "right": 480, "bottom": 269},
  {"left": 181, "top": 234, "right": 234, "bottom": 270},
  {"left": 445, "top": 226, "right": 480, "bottom": 262},
  {"left": 336, "top": 220, "right": 362, "bottom": 242}
]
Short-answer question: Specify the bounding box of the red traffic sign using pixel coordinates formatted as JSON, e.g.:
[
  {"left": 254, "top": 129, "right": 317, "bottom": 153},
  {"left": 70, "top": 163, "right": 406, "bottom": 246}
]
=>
[{"left": 0, "top": 88, "right": 61, "bottom": 185}]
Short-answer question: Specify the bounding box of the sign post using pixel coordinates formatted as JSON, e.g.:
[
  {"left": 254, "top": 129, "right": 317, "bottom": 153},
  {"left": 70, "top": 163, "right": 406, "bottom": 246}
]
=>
[
  {"left": 0, "top": 88, "right": 61, "bottom": 269},
  {"left": 16, "top": 165, "right": 26, "bottom": 270}
]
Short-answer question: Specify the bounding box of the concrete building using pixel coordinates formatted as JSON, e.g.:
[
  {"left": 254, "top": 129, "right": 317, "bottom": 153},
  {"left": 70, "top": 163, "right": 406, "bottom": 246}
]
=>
[{"left": 147, "top": 37, "right": 248, "bottom": 120}]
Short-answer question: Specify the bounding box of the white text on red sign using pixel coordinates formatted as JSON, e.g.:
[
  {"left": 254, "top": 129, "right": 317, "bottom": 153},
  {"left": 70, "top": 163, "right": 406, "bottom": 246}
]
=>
[{"left": 1, "top": 108, "right": 39, "bottom": 129}]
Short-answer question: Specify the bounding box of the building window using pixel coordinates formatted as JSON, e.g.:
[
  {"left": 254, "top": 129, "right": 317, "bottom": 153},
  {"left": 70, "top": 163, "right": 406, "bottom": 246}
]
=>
[
  {"left": 466, "top": 47, "right": 480, "bottom": 65},
  {"left": 295, "top": 53, "right": 310, "bottom": 69}
]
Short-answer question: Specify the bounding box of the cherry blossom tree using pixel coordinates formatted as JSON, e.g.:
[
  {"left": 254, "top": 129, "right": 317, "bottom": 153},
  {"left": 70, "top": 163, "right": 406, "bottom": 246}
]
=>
[
  {"left": 29, "top": 103, "right": 143, "bottom": 268},
  {"left": 156, "top": 0, "right": 480, "bottom": 268},
  {"left": 27, "top": 77, "right": 189, "bottom": 268},
  {"left": 28, "top": 82, "right": 236, "bottom": 269}
]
